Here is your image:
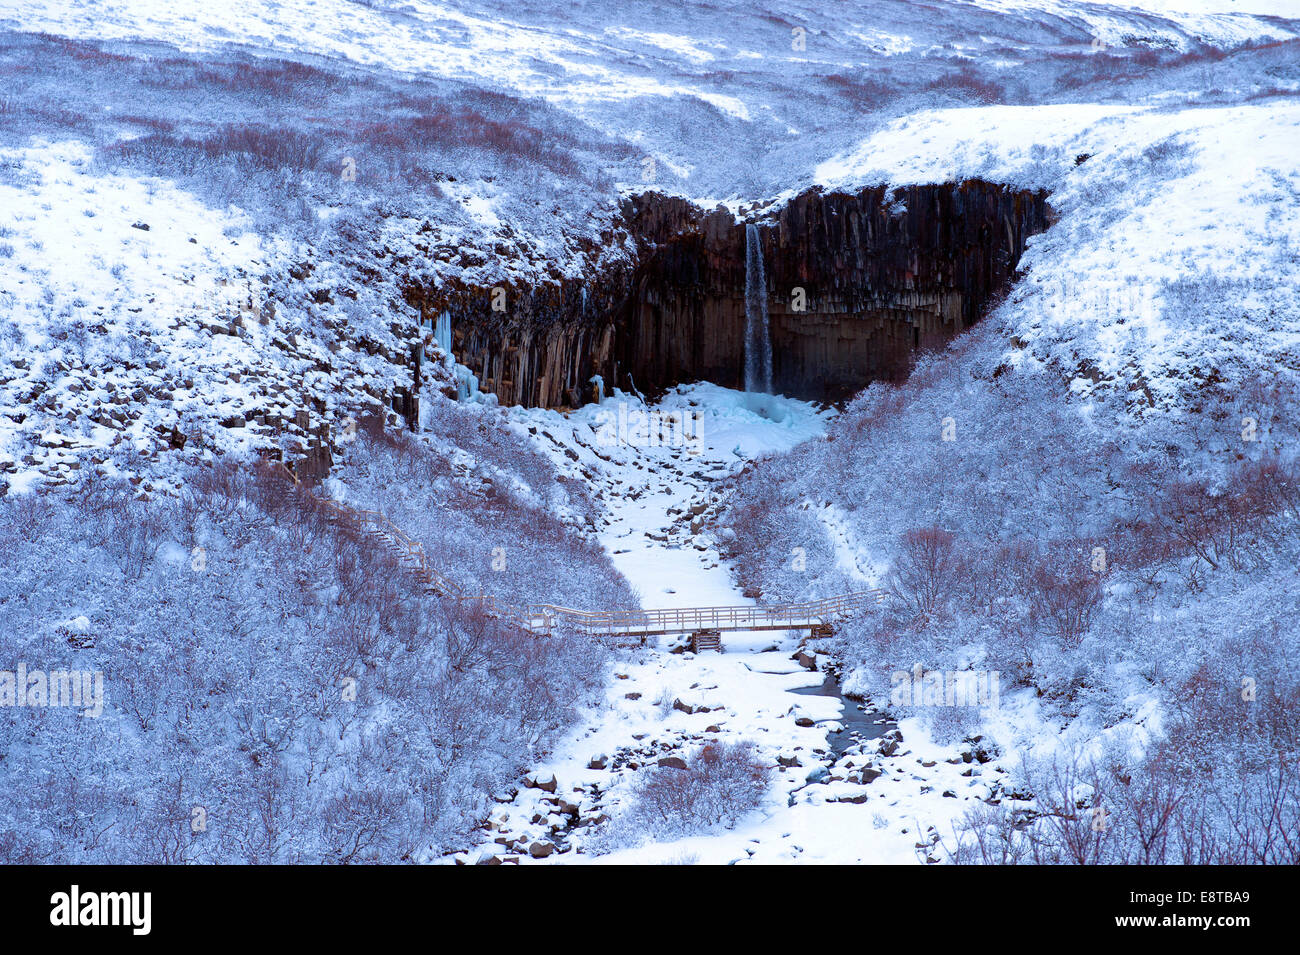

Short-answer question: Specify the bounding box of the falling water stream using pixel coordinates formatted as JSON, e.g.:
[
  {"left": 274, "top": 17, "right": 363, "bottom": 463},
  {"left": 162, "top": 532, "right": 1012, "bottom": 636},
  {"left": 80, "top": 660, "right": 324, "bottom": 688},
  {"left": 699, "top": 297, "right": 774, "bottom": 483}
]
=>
[{"left": 743, "top": 223, "right": 772, "bottom": 395}]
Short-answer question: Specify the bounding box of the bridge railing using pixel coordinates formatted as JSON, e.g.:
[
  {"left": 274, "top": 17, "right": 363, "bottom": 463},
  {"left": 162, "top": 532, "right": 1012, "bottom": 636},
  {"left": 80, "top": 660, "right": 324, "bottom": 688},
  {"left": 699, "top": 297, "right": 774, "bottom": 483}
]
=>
[{"left": 511, "top": 589, "right": 886, "bottom": 636}]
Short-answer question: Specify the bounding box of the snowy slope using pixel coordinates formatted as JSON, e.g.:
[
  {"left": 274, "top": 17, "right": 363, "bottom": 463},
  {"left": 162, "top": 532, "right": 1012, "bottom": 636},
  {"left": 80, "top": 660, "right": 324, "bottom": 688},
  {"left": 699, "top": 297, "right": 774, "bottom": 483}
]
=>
[
  {"left": 0, "top": 136, "right": 456, "bottom": 494},
  {"left": 814, "top": 98, "right": 1300, "bottom": 424},
  {"left": 5, "top": 1, "right": 1296, "bottom": 194}
]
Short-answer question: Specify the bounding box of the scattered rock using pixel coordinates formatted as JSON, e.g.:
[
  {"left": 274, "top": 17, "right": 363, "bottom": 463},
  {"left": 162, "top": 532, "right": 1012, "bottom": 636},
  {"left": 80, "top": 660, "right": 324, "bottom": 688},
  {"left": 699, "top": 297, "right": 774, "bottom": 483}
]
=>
[{"left": 587, "top": 754, "right": 608, "bottom": 770}]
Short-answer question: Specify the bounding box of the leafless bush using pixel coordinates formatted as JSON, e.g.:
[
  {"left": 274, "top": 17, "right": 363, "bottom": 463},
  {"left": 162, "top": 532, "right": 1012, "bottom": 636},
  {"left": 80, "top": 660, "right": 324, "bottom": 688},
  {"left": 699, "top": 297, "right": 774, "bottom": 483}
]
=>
[
  {"left": 322, "top": 784, "right": 413, "bottom": 864},
  {"left": 947, "top": 688, "right": 1300, "bottom": 865},
  {"left": 888, "top": 526, "right": 963, "bottom": 618},
  {"left": 946, "top": 754, "right": 1112, "bottom": 864},
  {"left": 1025, "top": 549, "right": 1104, "bottom": 648},
  {"left": 1156, "top": 464, "right": 1283, "bottom": 574},
  {"left": 0, "top": 492, "right": 56, "bottom": 545},
  {"left": 822, "top": 73, "right": 898, "bottom": 110},
  {"left": 924, "top": 66, "right": 1006, "bottom": 104},
  {"left": 620, "top": 741, "right": 771, "bottom": 839}
]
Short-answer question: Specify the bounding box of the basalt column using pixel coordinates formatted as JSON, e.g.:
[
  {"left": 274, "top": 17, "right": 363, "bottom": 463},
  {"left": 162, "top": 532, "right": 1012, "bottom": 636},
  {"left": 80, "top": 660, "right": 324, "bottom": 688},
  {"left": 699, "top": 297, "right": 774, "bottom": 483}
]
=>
[
  {"left": 617, "top": 181, "right": 1051, "bottom": 402},
  {"left": 402, "top": 180, "right": 1050, "bottom": 408}
]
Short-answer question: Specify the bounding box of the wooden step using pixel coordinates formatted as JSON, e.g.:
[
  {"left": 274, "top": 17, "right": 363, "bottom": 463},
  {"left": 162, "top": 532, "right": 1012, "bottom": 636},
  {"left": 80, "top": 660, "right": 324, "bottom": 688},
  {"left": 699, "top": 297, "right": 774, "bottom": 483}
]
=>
[{"left": 691, "top": 629, "right": 723, "bottom": 653}]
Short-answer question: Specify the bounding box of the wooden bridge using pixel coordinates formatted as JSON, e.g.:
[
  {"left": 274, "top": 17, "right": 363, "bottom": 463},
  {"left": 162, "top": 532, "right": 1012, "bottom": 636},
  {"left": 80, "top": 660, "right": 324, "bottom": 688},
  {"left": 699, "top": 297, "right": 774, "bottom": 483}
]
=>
[
  {"left": 511, "top": 590, "right": 884, "bottom": 637},
  {"left": 276, "top": 462, "right": 884, "bottom": 639}
]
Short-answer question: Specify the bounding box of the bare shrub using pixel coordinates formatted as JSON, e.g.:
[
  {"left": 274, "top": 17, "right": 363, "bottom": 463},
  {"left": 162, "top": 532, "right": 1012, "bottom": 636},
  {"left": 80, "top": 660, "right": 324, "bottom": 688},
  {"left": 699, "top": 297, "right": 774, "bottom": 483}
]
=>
[
  {"left": 322, "top": 783, "right": 413, "bottom": 864},
  {"left": 888, "top": 526, "right": 963, "bottom": 618},
  {"left": 0, "top": 493, "right": 56, "bottom": 545},
  {"left": 621, "top": 741, "right": 771, "bottom": 839},
  {"left": 946, "top": 754, "right": 1112, "bottom": 865},
  {"left": 822, "top": 73, "right": 898, "bottom": 110},
  {"left": 1025, "top": 549, "right": 1104, "bottom": 647},
  {"left": 924, "top": 66, "right": 1006, "bottom": 104},
  {"left": 1156, "top": 465, "right": 1281, "bottom": 574}
]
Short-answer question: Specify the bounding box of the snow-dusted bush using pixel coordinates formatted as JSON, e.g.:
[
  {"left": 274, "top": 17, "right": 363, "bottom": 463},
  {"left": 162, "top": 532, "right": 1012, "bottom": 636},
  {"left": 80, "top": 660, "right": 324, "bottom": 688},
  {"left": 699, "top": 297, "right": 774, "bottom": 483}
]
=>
[
  {"left": 602, "top": 742, "right": 771, "bottom": 845},
  {"left": 887, "top": 526, "right": 964, "bottom": 619},
  {"left": 946, "top": 730, "right": 1300, "bottom": 865}
]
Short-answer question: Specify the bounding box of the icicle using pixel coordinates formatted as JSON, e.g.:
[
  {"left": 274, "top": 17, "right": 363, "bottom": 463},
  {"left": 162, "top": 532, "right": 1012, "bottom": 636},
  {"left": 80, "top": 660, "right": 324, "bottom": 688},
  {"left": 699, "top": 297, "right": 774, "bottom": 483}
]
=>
[{"left": 434, "top": 311, "right": 452, "bottom": 355}]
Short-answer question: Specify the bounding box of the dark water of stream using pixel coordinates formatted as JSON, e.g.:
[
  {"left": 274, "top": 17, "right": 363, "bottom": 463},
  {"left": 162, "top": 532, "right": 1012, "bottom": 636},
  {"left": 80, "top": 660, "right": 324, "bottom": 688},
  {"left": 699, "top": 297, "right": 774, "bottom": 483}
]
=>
[{"left": 789, "top": 673, "right": 895, "bottom": 760}]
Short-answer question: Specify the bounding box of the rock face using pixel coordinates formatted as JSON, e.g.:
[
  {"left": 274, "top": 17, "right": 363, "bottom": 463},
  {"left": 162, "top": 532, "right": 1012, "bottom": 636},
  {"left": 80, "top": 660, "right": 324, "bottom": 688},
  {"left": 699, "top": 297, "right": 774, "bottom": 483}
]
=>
[{"left": 405, "top": 181, "right": 1051, "bottom": 407}]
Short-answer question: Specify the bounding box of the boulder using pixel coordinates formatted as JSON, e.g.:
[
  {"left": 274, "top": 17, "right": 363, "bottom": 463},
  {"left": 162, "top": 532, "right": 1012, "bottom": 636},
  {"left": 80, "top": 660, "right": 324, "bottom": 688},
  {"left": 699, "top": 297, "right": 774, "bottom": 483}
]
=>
[
  {"left": 528, "top": 842, "right": 555, "bottom": 859},
  {"left": 528, "top": 772, "right": 558, "bottom": 793},
  {"left": 657, "top": 756, "right": 688, "bottom": 770}
]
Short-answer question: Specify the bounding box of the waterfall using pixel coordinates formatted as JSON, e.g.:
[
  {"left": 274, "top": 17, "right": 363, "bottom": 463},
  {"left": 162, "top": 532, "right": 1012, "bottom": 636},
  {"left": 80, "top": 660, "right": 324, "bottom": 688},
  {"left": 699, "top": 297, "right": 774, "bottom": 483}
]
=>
[{"left": 744, "top": 223, "right": 772, "bottom": 394}]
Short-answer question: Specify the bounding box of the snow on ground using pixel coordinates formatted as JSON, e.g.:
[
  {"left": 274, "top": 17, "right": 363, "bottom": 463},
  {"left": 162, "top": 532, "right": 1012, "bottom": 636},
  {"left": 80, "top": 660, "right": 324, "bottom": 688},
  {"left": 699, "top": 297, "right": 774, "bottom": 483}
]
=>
[
  {"left": 0, "top": 137, "right": 437, "bottom": 495},
  {"left": 0, "top": 0, "right": 751, "bottom": 117},
  {"left": 964, "top": 0, "right": 1299, "bottom": 48},
  {"left": 441, "top": 385, "right": 1009, "bottom": 865},
  {"left": 812, "top": 98, "right": 1300, "bottom": 418},
  {"left": 0, "top": 138, "right": 279, "bottom": 490}
]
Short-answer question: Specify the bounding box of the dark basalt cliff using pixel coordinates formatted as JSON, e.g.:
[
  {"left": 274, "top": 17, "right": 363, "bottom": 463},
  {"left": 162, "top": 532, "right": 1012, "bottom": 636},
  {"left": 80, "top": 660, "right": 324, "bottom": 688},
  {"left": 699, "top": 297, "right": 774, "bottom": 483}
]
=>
[{"left": 405, "top": 180, "right": 1051, "bottom": 408}]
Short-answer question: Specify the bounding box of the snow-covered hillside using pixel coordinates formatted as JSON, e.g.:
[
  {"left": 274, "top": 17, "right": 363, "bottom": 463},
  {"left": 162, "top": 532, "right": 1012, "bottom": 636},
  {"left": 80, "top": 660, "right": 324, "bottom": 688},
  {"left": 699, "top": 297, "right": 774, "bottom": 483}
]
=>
[
  {"left": 1, "top": 0, "right": 1298, "bottom": 867},
  {"left": 814, "top": 98, "right": 1300, "bottom": 428}
]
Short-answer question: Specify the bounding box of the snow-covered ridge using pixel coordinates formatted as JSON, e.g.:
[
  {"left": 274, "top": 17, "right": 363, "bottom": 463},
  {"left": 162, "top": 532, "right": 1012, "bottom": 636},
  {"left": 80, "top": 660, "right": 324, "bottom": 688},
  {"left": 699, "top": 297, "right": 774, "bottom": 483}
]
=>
[{"left": 814, "top": 98, "right": 1300, "bottom": 420}]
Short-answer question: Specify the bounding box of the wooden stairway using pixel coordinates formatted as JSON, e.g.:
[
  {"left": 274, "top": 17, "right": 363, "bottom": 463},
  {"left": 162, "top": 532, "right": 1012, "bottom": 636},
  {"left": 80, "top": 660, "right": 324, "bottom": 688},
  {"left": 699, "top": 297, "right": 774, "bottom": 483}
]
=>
[{"left": 691, "top": 629, "right": 723, "bottom": 654}]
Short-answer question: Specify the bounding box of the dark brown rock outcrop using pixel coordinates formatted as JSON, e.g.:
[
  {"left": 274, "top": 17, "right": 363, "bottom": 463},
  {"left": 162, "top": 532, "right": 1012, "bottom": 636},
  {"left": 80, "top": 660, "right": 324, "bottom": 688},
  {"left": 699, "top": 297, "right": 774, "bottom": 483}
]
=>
[{"left": 405, "top": 181, "right": 1051, "bottom": 407}]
